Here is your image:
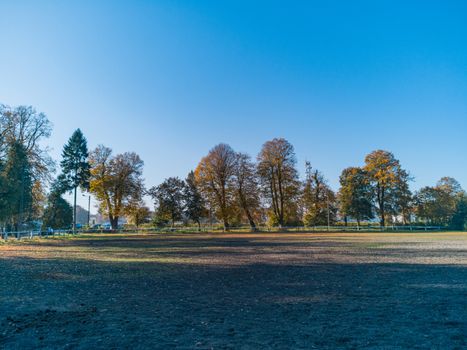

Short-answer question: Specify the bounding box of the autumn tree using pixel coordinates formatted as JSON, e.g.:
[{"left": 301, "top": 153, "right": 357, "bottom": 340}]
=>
[
  {"left": 31, "top": 181, "right": 46, "bottom": 223},
  {"left": 125, "top": 202, "right": 151, "bottom": 228},
  {"left": 437, "top": 177, "right": 463, "bottom": 217},
  {"left": 0, "top": 104, "right": 54, "bottom": 182},
  {"left": 89, "top": 145, "right": 145, "bottom": 230},
  {"left": 302, "top": 163, "right": 337, "bottom": 226},
  {"left": 338, "top": 167, "right": 374, "bottom": 226},
  {"left": 195, "top": 144, "right": 236, "bottom": 230},
  {"left": 184, "top": 171, "right": 206, "bottom": 230},
  {"left": 232, "top": 152, "right": 260, "bottom": 231},
  {"left": 415, "top": 186, "right": 439, "bottom": 224},
  {"left": 60, "top": 129, "right": 91, "bottom": 233},
  {"left": 450, "top": 193, "right": 467, "bottom": 230},
  {"left": 149, "top": 177, "right": 186, "bottom": 227},
  {"left": 415, "top": 177, "right": 463, "bottom": 225},
  {"left": 363, "top": 150, "right": 411, "bottom": 227},
  {"left": 257, "top": 138, "right": 300, "bottom": 227}
]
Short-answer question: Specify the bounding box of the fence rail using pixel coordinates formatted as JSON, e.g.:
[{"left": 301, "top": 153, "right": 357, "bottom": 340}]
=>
[
  {"left": 1, "top": 225, "right": 445, "bottom": 241},
  {"left": 1, "top": 229, "right": 73, "bottom": 240}
]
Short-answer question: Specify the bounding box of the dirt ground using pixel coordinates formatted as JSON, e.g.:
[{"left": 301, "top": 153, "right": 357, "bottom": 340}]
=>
[{"left": 0, "top": 232, "right": 466, "bottom": 349}]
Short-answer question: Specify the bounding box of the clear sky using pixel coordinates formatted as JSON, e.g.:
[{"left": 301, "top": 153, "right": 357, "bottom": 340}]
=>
[{"left": 1, "top": 1, "right": 466, "bottom": 211}]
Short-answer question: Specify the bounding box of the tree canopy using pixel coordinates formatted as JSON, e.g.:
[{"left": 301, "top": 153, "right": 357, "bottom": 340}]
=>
[
  {"left": 233, "top": 152, "right": 260, "bottom": 230},
  {"left": 257, "top": 138, "right": 300, "bottom": 227},
  {"left": 338, "top": 167, "right": 374, "bottom": 225},
  {"left": 184, "top": 171, "right": 206, "bottom": 230},
  {"left": 42, "top": 179, "right": 73, "bottom": 230},
  {"left": 364, "top": 150, "right": 411, "bottom": 227},
  {"left": 195, "top": 144, "right": 237, "bottom": 230},
  {"left": 60, "top": 129, "right": 91, "bottom": 232},
  {"left": 89, "top": 145, "right": 145, "bottom": 230},
  {"left": 302, "top": 164, "right": 337, "bottom": 227},
  {"left": 149, "top": 177, "right": 186, "bottom": 227}
]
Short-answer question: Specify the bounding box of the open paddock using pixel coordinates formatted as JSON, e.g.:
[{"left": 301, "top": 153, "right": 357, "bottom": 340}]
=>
[{"left": 1, "top": 232, "right": 466, "bottom": 349}]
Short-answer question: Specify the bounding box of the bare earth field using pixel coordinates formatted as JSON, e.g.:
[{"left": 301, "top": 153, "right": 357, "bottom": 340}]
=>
[{"left": 1, "top": 232, "right": 466, "bottom": 349}]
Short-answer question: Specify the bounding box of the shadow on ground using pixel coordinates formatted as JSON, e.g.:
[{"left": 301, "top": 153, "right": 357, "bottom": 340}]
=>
[{"left": 0, "top": 233, "right": 466, "bottom": 349}]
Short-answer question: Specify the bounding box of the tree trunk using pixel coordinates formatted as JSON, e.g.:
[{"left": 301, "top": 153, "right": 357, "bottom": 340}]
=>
[
  {"left": 379, "top": 207, "right": 385, "bottom": 228},
  {"left": 239, "top": 191, "right": 256, "bottom": 232},
  {"left": 223, "top": 219, "right": 230, "bottom": 232},
  {"left": 402, "top": 211, "right": 408, "bottom": 225},
  {"left": 378, "top": 186, "right": 385, "bottom": 228},
  {"left": 248, "top": 218, "right": 256, "bottom": 231},
  {"left": 110, "top": 216, "right": 119, "bottom": 230},
  {"left": 73, "top": 186, "right": 77, "bottom": 234},
  {"left": 277, "top": 167, "right": 285, "bottom": 227},
  {"left": 270, "top": 171, "right": 279, "bottom": 224}
]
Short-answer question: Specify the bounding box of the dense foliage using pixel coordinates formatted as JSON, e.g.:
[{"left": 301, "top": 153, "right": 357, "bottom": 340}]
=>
[
  {"left": 89, "top": 146, "right": 145, "bottom": 230},
  {"left": 42, "top": 180, "right": 73, "bottom": 230}
]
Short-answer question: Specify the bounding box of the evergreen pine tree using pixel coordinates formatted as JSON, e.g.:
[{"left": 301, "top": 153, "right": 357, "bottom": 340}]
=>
[{"left": 60, "top": 129, "right": 91, "bottom": 233}]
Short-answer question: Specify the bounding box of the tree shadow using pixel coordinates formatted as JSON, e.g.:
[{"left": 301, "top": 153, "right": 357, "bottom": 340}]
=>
[{"left": 0, "top": 250, "right": 466, "bottom": 349}]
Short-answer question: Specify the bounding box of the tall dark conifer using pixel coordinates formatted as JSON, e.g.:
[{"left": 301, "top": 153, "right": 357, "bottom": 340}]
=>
[
  {"left": 2, "top": 141, "right": 33, "bottom": 231},
  {"left": 60, "top": 129, "right": 91, "bottom": 233}
]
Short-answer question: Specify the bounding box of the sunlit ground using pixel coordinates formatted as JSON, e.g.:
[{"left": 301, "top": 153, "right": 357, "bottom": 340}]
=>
[{"left": 1, "top": 232, "right": 466, "bottom": 349}]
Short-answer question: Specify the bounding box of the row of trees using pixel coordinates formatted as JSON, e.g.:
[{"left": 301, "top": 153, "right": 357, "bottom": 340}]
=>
[
  {"left": 191, "top": 140, "right": 414, "bottom": 229},
  {"left": 150, "top": 139, "right": 466, "bottom": 230},
  {"left": 0, "top": 105, "right": 147, "bottom": 232},
  {"left": 1, "top": 104, "right": 466, "bottom": 232},
  {"left": 47, "top": 133, "right": 146, "bottom": 231}
]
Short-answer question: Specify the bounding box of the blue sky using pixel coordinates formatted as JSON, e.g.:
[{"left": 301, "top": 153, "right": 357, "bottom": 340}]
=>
[{"left": 1, "top": 1, "right": 466, "bottom": 210}]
